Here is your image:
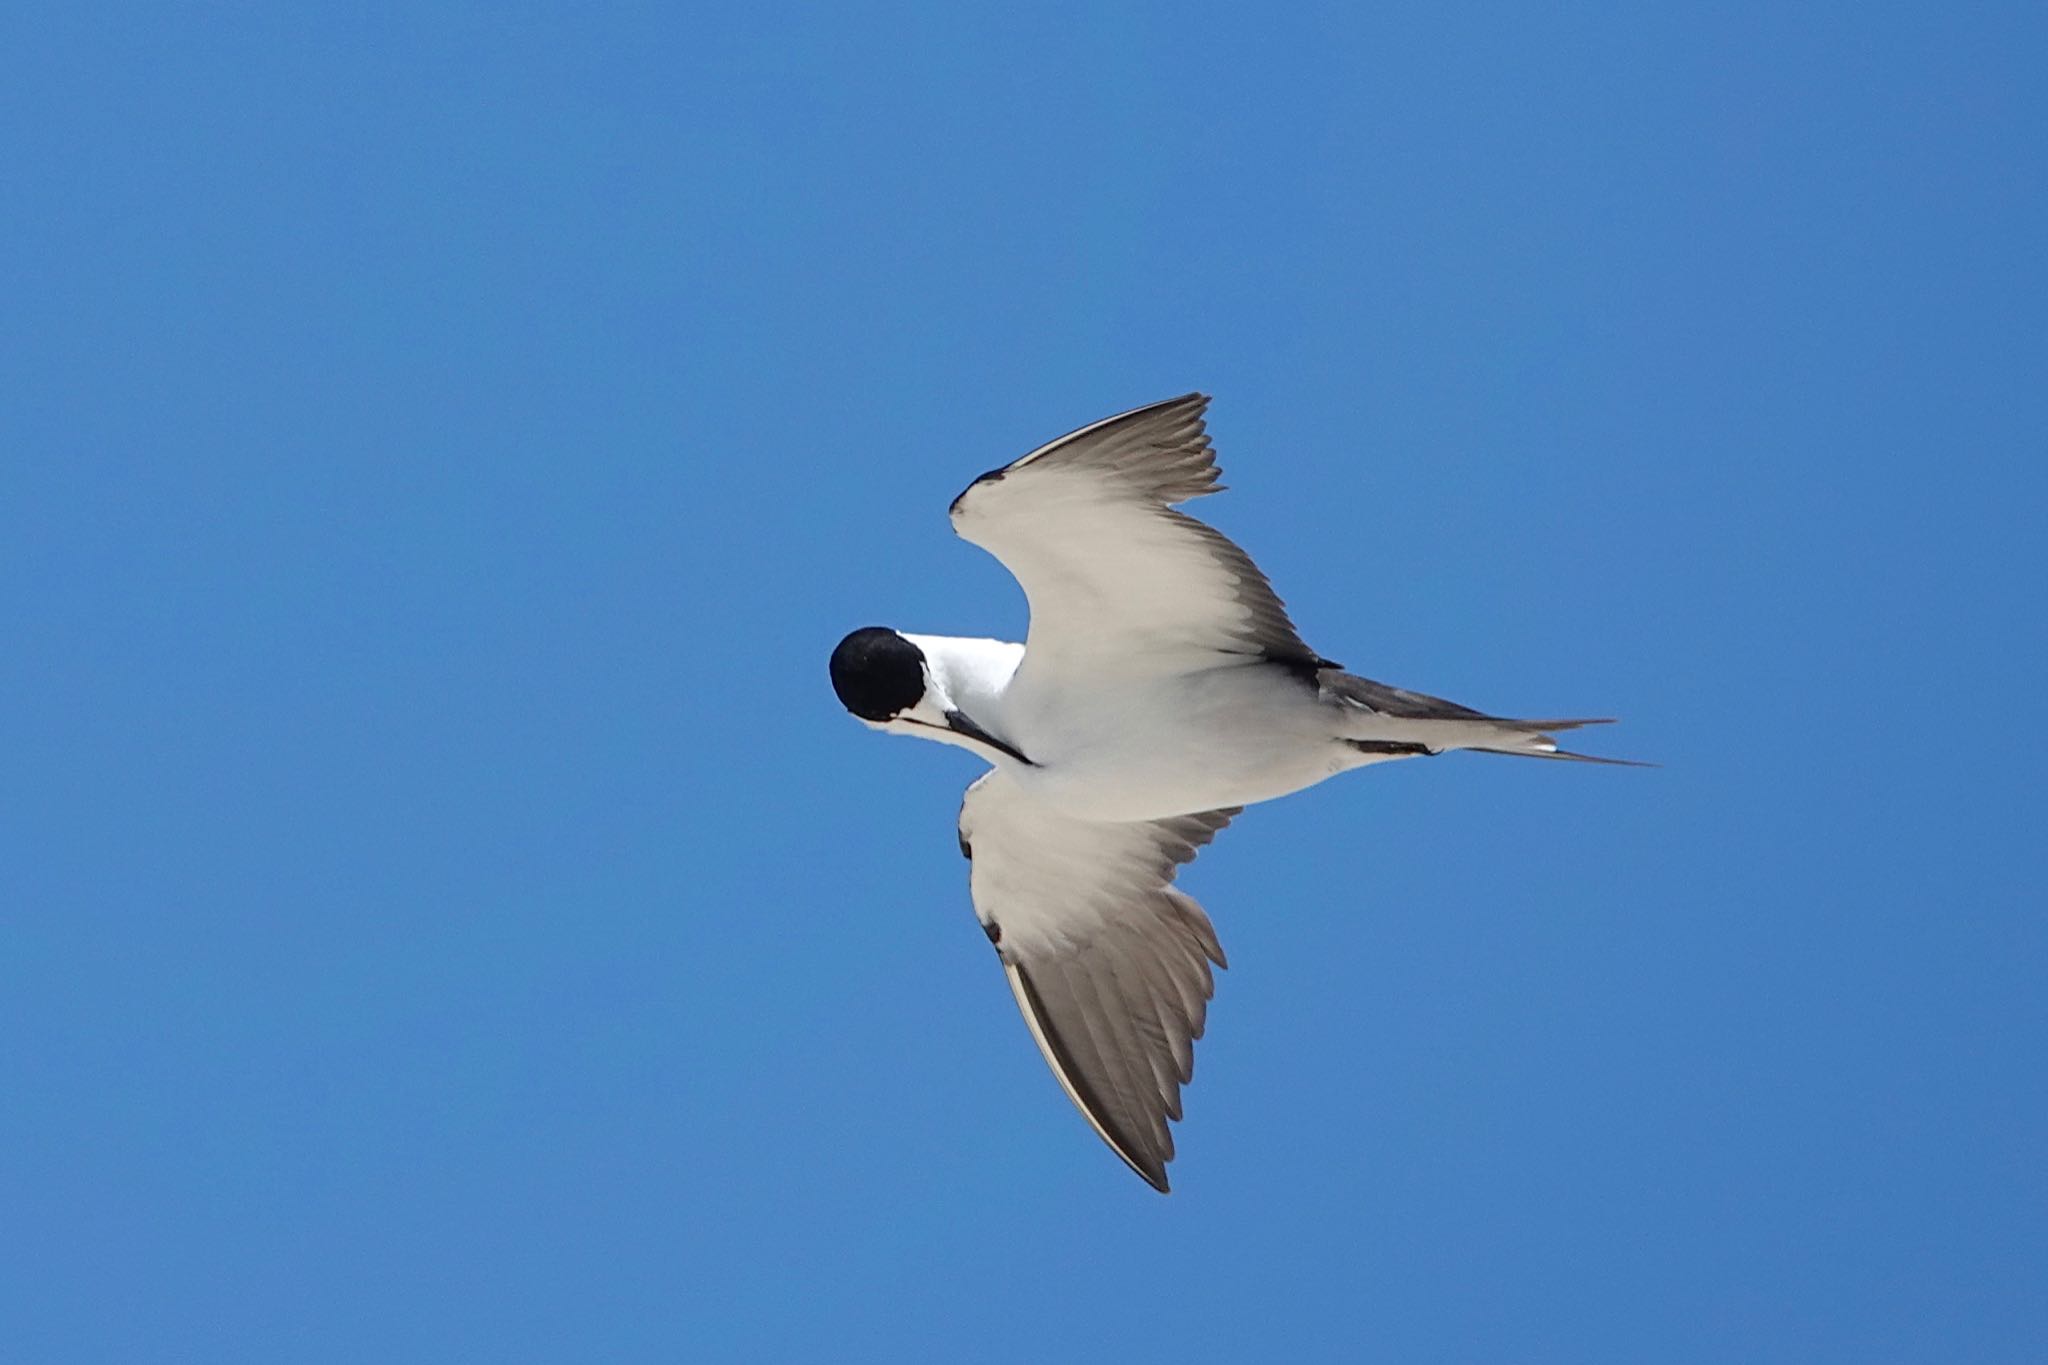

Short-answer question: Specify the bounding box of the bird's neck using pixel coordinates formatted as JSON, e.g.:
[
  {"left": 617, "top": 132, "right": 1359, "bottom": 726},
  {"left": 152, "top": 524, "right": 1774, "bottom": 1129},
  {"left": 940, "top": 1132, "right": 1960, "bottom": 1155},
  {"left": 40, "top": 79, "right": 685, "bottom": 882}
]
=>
[{"left": 904, "top": 632, "right": 1024, "bottom": 725}]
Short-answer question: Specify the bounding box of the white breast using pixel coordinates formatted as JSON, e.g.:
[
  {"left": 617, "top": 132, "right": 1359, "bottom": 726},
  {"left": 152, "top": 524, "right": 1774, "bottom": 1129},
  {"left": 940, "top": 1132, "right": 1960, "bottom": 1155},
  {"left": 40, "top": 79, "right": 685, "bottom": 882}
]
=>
[{"left": 1001, "top": 664, "right": 1347, "bottom": 821}]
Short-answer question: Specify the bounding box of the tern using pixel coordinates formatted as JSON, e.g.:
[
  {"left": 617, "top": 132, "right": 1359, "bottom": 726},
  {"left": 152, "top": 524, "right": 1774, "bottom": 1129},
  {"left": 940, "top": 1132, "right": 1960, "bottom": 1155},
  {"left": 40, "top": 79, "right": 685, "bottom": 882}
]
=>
[{"left": 831, "top": 393, "right": 1630, "bottom": 1191}]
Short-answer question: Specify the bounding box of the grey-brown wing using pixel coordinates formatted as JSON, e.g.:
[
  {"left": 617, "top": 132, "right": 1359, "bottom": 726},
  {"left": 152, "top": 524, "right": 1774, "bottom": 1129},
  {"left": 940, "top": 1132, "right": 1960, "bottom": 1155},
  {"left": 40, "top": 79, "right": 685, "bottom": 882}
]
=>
[
  {"left": 948, "top": 394, "right": 1330, "bottom": 681},
  {"left": 957, "top": 773, "right": 1234, "bottom": 1191}
]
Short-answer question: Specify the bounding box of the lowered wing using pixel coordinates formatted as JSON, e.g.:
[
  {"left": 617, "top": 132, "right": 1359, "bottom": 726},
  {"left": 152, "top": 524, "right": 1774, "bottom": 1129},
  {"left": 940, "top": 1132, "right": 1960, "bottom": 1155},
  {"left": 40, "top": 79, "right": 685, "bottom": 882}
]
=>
[{"left": 957, "top": 772, "right": 1235, "bottom": 1191}]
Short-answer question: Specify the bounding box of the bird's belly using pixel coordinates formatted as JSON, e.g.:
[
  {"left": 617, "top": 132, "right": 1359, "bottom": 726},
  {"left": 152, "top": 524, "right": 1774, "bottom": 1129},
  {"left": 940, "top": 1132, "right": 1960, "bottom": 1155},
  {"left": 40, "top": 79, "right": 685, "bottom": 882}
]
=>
[{"left": 1005, "top": 670, "right": 1346, "bottom": 821}]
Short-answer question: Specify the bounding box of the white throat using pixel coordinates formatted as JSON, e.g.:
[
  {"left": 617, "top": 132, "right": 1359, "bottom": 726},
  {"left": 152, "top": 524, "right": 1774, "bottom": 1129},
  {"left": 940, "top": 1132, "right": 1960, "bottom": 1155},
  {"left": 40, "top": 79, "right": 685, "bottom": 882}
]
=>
[{"left": 881, "top": 633, "right": 1028, "bottom": 766}]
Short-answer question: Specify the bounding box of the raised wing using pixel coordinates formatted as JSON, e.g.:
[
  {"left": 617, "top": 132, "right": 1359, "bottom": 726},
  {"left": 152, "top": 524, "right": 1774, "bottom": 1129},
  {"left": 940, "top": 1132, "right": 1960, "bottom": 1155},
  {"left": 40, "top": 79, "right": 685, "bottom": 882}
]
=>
[
  {"left": 957, "top": 772, "right": 1234, "bottom": 1191},
  {"left": 949, "top": 394, "right": 1330, "bottom": 681}
]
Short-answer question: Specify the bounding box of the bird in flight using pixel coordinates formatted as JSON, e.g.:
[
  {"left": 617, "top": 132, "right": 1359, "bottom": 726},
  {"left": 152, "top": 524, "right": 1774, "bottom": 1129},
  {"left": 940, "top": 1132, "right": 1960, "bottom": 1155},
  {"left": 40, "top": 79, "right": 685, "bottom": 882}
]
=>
[{"left": 830, "top": 394, "right": 1631, "bottom": 1191}]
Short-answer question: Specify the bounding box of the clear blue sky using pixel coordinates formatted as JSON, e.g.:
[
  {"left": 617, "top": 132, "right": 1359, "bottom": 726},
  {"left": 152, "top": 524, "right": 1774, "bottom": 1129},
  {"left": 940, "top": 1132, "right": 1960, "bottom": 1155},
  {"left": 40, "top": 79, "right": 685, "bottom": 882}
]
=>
[{"left": 4, "top": 4, "right": 2043, "bottom": 1362}]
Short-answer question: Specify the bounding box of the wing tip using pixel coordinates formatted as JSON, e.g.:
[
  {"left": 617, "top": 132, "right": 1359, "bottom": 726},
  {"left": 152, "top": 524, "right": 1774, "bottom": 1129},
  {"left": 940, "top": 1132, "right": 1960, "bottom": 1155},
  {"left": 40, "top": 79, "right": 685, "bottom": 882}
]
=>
[
  {"left": 1106, "top": 1133, "right": 1174, "bottom": 1193},
  {"left": 1005, "top": 960, "right": 1181, "bottom": 1195}
]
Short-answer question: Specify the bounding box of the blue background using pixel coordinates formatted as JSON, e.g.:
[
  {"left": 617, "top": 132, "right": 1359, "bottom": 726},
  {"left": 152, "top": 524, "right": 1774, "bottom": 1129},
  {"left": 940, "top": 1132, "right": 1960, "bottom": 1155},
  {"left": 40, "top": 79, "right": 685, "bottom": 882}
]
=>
[{"left": 5, "top": 4, "right": 2043, "bottom": 1361}]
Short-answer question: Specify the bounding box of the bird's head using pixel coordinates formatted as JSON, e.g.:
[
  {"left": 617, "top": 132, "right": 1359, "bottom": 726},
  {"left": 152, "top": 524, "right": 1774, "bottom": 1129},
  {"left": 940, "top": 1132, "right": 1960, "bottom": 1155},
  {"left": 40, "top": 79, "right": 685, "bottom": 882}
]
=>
[
  {"left": 829, "top": 626, "right": 942, "bottom": 729},
  {"left": 829, "top": 626, "right": 1029, "bottom": 764}
]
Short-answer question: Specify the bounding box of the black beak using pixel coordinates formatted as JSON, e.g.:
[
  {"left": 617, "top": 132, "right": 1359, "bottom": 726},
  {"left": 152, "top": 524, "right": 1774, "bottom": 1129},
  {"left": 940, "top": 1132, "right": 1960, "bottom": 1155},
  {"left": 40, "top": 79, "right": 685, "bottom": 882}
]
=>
[{"left": 944, "top": 710, "right": 1034, "bottom": 766}]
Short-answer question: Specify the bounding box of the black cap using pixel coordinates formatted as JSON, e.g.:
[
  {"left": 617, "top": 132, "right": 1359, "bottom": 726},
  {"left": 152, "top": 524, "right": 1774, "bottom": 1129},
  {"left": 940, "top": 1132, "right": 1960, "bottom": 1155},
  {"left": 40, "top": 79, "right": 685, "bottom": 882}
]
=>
[{"left": 830, "top": 627, "right": 927, "bottom": 722}]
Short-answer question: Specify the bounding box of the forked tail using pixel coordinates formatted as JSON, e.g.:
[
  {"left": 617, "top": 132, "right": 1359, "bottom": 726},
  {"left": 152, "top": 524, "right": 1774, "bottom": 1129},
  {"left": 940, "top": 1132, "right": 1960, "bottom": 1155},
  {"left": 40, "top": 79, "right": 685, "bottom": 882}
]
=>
[
  {"left": 1466, "top": 717, "right": 1653, "bottom": 767},
  {"left": 1321, "top": 670, "right": 1649, "bottom": 766}
]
